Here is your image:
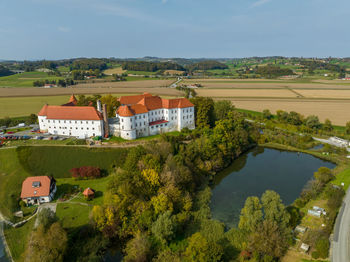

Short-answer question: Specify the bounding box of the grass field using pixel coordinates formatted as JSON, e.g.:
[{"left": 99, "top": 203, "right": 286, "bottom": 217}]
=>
[
  {"left": 0, "top": 148, "right": 31, "bottom": 218},
  {"left": 56, "top": 203, "right": 92, "bottom": 231},
  {"left": 0, "top": 95, "right": 71, "bottom": 117},
  {"left": 4, "top": 218, "right": 35, "bottom": 262},
  {"left": 0, "top": 72, "right": 63, "bottom": 88},
  {"left": 17, "top": 146, "right": 128, "bottom": 177}
]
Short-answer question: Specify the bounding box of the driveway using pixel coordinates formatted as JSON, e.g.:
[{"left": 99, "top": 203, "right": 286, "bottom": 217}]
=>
[{"left": 332, "top": 187, "right": 350, "bottom": 262}]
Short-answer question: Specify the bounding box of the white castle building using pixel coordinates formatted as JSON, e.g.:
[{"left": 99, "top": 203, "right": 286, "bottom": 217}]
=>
[
  {"left": 38, "top": 95, "right": 106, "bottom": 138},
  {"left": 38, "top": 93, "right": 195, "bottom": 140},
  {"left": 113, "top": 93, "right": 195, "bottom": 140}
]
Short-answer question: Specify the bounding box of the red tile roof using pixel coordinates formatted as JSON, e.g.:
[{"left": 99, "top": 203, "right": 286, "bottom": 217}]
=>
[
  {"left": 116, "top": 105, "right": 135, "bottom": 117},
  {"left": 21, "top": 176, "right": 54, "bottom": 198},
  {"left": 117, "top": 93, "right": 194, "bottom": 116},
  {"left": 83, "top": 187, "right": 95, "bottom": 196},
  {"left": 149, "top": 120, "right": 168, "bottom": 126},
  {"left": 38, "top": 105, "right": 103, "bottom": 120},
  {"left": 62, "top": 95, "right": 78, "bottom": 106}
]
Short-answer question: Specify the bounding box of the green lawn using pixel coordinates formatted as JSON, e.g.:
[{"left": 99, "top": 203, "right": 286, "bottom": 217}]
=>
[
  {"left": 0, "top": 148, "right": 31, "bottom": 218},
  {"left": 17, "top": 146, "right": 128, "bottom": 177},
  {"left": 332, "top": 167, "right": 350, "bottom": 190},
  {"left": 0, "top": 95, "right": 71, "bottom": 118},
  {"left": 56, "top": 176, "right": 112, "bottom": 205},
  {"left": 0, "top": 72, "right": 63, "bottom": 88},
  {"left": 4, "top": 218, "right": 35, "bottom": 262},
  {"left": 56, "top": 203, "right": 92, "bottom": 231}
]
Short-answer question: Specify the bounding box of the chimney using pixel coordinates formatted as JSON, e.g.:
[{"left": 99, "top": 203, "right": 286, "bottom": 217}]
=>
[
  {"left": 97, "top": 100, "right": 102, "bottom": 113},
  {"left": 102, "top": 104, "right": 109, "bottom": 138}
]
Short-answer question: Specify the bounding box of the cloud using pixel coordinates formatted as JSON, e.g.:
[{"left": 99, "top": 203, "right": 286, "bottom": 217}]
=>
[
  {"left": 58, "top": 26, "right": 71, "bottom": 32},
  {"left": 251, "top": 0, "right": 272, "bottom": 8}
]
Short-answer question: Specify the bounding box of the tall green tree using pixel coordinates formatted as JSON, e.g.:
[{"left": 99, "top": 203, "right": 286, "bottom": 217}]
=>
[
  {"left": 190, "top": 97, "right": 215, "bottom": 129},
  {"left": 238, "top": 196, "right": 263, "bottom": 233},
  {"left": 214, "top": 100, "right": 235, "bottom": 121}
]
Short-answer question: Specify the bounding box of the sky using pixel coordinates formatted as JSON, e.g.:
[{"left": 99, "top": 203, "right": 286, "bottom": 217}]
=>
[{"left": 0, "top": 0, "right": 349, "bottom": 60}]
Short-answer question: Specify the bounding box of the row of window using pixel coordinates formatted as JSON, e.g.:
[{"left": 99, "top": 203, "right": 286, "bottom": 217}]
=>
[
  {"left": 45, "top": 120, "right": 97, "bottom": 124},
  {"left": 49, "top": 126, "right": 95, "bottom": 130}
]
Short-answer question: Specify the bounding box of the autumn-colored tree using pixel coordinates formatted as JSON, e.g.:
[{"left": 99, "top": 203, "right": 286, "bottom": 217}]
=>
[
  {"left": 124, "top": 233, "right": 151, "bottom": 262},
  {"left": 184, "top": 232, "right": 210, "bottom": 262},
  {"left": 25, "top": 223, "right": 67, "bottom": 262}
]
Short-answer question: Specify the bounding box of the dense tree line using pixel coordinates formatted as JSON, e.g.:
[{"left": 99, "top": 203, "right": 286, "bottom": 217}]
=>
[
  {"left": 33, "top": 79, "right": 75, "bottom": 87},
  {"left": 71, "top": 69, "right": 102, "bottom": 80},
  {"left": 0, "top": 114, "right": 37, "bottom": 128},
  {"left": 122, "top": 61, "right": 185, "bottom": 72},
  {"left": 300, "top": 60, "right": 345, "bottom": 73},
  {"left": 186, "top": 60, "right": 229, "bottom": 71},
  {"left": 71, "top": 59, "right": 107, "bottom": 71},
  {"left": 254, "top": 65, "right": 294, "bottom": 78},
  {"left": 0, "top": 65, "right": 13, "bottom": 77}
]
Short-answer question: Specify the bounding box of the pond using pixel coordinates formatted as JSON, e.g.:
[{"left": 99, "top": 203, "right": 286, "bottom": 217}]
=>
[{"left": 210, "top": 147, "right": 336, "bottom": 228}]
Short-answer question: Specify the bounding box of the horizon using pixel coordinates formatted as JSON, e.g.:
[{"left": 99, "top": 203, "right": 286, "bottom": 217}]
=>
[{"left": 1, "top": 0, "right": 350, "bottom": 60}]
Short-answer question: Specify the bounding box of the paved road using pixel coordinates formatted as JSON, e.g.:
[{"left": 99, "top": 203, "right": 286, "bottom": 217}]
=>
[{"left": 332, "top": 187, "right": 350, "bottom": 262}]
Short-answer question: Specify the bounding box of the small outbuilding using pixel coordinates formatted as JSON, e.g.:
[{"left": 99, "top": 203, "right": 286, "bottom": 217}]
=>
[
  {"left": 83, "top": 187, "right": 95, "bottom": 200},
  {"left": 300, "top": 243, "right": 310, "bottom": 253}
]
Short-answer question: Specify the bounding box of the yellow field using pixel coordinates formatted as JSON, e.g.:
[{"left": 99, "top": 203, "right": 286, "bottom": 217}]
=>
[
  {"left": 103, "top": 67, "right": 127, "bottom": 75},
  {"left": 196, "top": 89, "right": 298, "bottom": 98},
  {"left": 229, "top": 98, "right": 350, "bottom": 126},
  {"left": 163, "top": 70, "right": 185, "bottom": 75}
]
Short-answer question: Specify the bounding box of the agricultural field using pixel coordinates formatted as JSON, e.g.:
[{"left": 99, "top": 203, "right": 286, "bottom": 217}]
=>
[
  {"left": 103, "top": 66, "right": 126, "bottom": 75},
  {"left": 0, "top": 71, "right": 63, "bottom": 88},
  {"left": 0, "top": 95, "right": 71, "bottom": 117},
  {"left": 182, "top": 78, "right": 350, "bottom": 126}
]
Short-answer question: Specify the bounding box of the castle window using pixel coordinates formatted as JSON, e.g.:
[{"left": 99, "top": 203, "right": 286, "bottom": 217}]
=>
[
  {"left": 143, "top": 115, "right": 145, "bottom": 119},
  {"left": 86, "top": 121, "right": 88, "bottom": 124},
  {"left": 122, "top": 126, "right": 124, "bottom": 130},
  {"left": 76, "top": 127, "right": 78, "bottom": 129},
  {"left": 122, "top": 119, "right": 124, "bottom": 122},
  {"left": 64, "top": 120, "right": 66, "bottom": 123},
  {"left": 69, "top": 121, "right": 71, "bottom": 123},
  {"left": 127, "top": 133, "right": 129, "bottom": 136},
  {"left": 75, "top": 121, "right": 77, "bottom": 124},
  {"left": 59, "top": 120, "right": 61, "bottom": 123},
  {"left": 48, "top": 120, "right": 50, "bottom": 123}
]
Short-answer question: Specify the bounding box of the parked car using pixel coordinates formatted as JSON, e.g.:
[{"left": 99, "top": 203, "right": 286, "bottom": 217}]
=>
[{"left": 7, "top": 131, "right": 14, "bottom": 134}]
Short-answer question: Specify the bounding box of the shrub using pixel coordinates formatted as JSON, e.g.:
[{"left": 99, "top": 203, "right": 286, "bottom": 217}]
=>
[
  {"left": 70, "top": 166, "right": 102, "bottom": 180},
  {"left": 312, "top": 251, "right": 320, "bottom": 259},
  {"left": 315, "top": 238, "right": 329, "bottom": 258}
]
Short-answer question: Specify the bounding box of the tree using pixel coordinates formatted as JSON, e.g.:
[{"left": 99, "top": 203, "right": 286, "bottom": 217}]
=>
[
  {"left": 249, "top": 220, "right": 289, "bottom": 259},
  {"left": 100, "top": 94, "right": 120, "bottom": 117},
  {"left": 323, "top": 119, "right": 333, "bottom": 131},
  {"left": 184, "top": 233, "right": 210, "bottom": 262},
  {"left": 151, "top": 211, "right": 175, "bottom": 243},
  {"left": 346, "top": 121, "right": 350, "bottom": 134},
  {"left": 238, "top": 196, "right": 263, "bottom": 233},
  {"left": 154, "top": 250, "right": 181, "bottom": 262},
  {"left": 261, "top": 190, "right": 290, "bottom": 229},
  {"left": 124, "top": 233, "right": 151, "bottom": 262},
  {"left": 36, "top": 208, "right": 57, "bottom": 229},
  {"left": 262, "top": 109, "right": 273, "bottom": 120},
  {"left": 190, "top": 97, "right": 215, "bottom": 129},
  {"left": 25, "top": 222, "right": 68, "bottom": 262},
  {"left": 314, "top": 167, "right": 333, "bottom": 184},
  {"left": 214, "top": 100, "right": 235, "bottom": 121},
  {"left": 305, "top": 115, "right": 321, "bottom": 130}
]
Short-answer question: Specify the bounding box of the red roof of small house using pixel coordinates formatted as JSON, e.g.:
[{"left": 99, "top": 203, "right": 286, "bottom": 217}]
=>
[
  {"left": 38, "top": 105, "right": 103, "bottom": 120},
  {"left": 21, "top": 176, "right": 54, "bottom": 199},
  {"left": 83, "top": 188, "right": 95, "bottom": 196}
]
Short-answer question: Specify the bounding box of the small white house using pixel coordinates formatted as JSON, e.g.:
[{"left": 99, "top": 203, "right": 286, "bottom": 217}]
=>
[{"left": 20, "top": 176, "right": 57, "bottom": 205}]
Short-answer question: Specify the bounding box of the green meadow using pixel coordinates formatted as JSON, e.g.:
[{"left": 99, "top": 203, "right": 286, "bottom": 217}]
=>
[{"left": 0, "top": 71, "right": 64, "bottom": 88}]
